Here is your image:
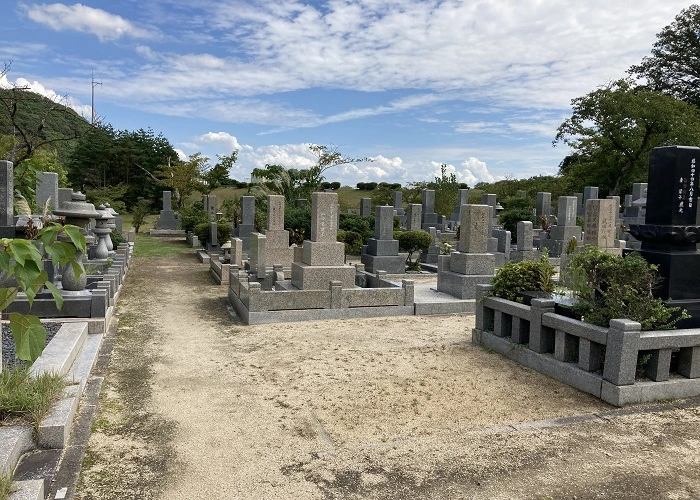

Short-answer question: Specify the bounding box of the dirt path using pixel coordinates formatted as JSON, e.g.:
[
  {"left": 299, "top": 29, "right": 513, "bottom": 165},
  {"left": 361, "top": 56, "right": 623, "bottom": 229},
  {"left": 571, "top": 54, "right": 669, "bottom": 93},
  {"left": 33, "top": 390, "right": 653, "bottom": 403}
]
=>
[{"left": 76, "top": 240, "right": 700, "bottom": 499}]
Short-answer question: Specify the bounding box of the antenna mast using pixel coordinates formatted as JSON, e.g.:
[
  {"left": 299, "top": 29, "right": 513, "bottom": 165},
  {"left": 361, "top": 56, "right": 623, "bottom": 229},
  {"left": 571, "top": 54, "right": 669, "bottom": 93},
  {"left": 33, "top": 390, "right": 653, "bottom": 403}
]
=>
[{"left": 91, "top": 72, "right": 102, "bottom": 125}]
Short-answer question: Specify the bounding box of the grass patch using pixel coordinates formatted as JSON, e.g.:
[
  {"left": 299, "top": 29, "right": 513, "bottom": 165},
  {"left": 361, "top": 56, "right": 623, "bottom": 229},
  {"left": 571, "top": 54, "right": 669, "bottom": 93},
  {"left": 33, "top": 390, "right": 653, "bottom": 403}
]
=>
[
  {"left": 0, "top": 474, "right": 13, "bottom": 500},
  {"left": 132, "top": 234, "right": 192, "bottom": 258},
  {"left": 0, "top": 367, "right": 67, "bottom": 433}
]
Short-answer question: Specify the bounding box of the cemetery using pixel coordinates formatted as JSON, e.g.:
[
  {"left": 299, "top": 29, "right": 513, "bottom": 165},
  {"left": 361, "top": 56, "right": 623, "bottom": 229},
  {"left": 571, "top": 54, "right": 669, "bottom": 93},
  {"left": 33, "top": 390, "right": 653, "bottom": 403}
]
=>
[{"left": 3, "top": 143, "right": 700, "bottom": 496}]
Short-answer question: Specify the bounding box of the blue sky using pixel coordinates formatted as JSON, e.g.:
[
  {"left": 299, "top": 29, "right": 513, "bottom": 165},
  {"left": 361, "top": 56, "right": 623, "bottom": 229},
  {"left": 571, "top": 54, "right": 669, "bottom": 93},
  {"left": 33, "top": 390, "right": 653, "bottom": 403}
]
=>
[{"left": 1, "top": 1, "right": 695, "bottom": 187}]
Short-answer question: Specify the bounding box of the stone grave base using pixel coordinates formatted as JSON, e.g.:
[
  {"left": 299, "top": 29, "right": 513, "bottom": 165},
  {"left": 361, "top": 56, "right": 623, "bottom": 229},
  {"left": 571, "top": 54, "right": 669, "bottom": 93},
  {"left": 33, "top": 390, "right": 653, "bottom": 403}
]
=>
[
  {"left": 360, "top": 254, "right": 406, "bottom": 274},
  {"left": 291, "top": 262, "right": 355, "bottom": 290},
  {"left": 436, "top": 272, "right": 494, "bottom": 300},
  {"left": 149, "top": 229, "right": 186, "bottom": 237}
]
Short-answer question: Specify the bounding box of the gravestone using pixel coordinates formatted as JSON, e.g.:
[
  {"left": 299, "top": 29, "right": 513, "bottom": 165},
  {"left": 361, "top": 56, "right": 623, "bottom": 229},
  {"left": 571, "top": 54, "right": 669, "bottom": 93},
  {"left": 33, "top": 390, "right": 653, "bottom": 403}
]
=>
[
  {"left": 450, "top": 189, "right": 470, "bottom": 222},
  {"left": 207, "top": 221, "right": 220, "bottom": 253},
  {"left": 263, "top": 195, "right": 293, "bottom": 267},
  {"left": 235, "top": 196, "right": 256, "bottom": 251},
  {"left": 540, "top": 196, "right": 582, "bottom": 256},
  {"left": 436, "top": 204, "right": 495, "bottom": 299},
  {"left": 249, "top": 233, "right": 266, "bottom": 280},
  {"left": 420, "top": 226, "right": 442, "bottom": 265},
  {"left": 0, "top": 161, "right": 15, "bottom": 237},
  {"left": 57, "top": 188, "right": 73, "bottom": 210},
  {"left": 291, "top": 192, "right": 355, "bottom": 290},
  {"left": 405, "top": 204, "right": 422, "bottom": 231},
  {"left": 575, "top": 193, "right": 584, "bottom": 217},
  {"left": 491, "top": 228, "right": 511, "bottom": 266},
  {"left": 203, "top": 194, "right": 217, "bottom": 218},
  {"left": 359, "top": 198, "right": 372, "bottom": 217},
  {"left": 361, "top": 205, "right": 405, "bottom": 273},
  {"left": 511, "top": 221, "right": 540, "bottom": 262},
  {"left": 584, "top": 198, "right": 620, "bottom": 253},
  {"left": 36, "top": 172, "right": 59, "bottom": 211},
  {"left": 421, "top": 189, "right": 439, "bottom": 229},
  {"left": 155, "top": 191, "right": 181, "bottom": 229},
  {"left": 392, "top": 191, "right": 405, "bottom": 216},
  {"left": 627, "top": 146, "right": 700, "bottom": 326},
  {"left": 536, "top": 192, "right": 551, "bottom": 225}
]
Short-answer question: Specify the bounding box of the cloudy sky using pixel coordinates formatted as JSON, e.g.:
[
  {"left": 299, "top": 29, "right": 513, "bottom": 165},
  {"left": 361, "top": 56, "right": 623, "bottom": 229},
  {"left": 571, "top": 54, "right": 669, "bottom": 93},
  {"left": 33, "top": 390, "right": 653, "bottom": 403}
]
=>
[{"left": 1, "top": 1, "right": 694, "bottom": 186}]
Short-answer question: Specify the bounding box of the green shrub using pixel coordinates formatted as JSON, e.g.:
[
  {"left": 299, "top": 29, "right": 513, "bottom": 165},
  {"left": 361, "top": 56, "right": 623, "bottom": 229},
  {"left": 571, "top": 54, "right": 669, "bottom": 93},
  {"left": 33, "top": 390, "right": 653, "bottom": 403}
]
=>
[
  {"left": 109, "top": 230, "right": 126, "bottom": 247},
  {"left": 397, "top": 230, "right": 432, "bottom": 268},
  {"left": 180, "top": 202, "right": 209, "bottom": 233},
  {"left": 285, "top": 206, "right": 311, "bottom": 245},
  {"left": 339, "top": 213, "right": 374, "bottom": 242},
  {"left": 499, "top": 207, "right": 536, "bottom": 243},
  {"left": 568, "top": 246, "right": 689, "bottom": 330},
  {"left": 337, "top": 230, "right": 364, "bottom": 255},
  {"left": 492, "top": 253, "right": 555, "bottom": 301},
  {"left": 130, "top": 198, "right": 152, "bottom": 233},
  {"left": 193, "top": 222, "right": 209, "bottom": 243}
]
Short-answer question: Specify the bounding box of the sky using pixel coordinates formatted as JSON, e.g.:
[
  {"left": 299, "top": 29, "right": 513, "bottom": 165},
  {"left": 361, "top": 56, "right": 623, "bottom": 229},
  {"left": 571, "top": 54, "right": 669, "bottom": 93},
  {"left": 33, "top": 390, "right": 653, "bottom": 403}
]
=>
[{"left": 0, "top": 1, "right": 696, "bottom": 187}]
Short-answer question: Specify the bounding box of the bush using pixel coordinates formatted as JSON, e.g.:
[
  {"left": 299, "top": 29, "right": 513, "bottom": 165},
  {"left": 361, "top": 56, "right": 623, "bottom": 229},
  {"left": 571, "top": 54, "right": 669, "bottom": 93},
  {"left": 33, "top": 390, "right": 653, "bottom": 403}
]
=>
[
  {"left": 397, "top": 230, "right": 432, "bottom": 268},
  {"left": 193, "top": 222, "right": 209, "bottom": 243},
  {"left": 180, "top": 202, "right": 209, "bottom": 233},
  {"left": 193, "top": 221, "right": 231, "bottom": 244},
  {"left": 110, "top": 230, "right": 126, "bottom": 247},
  {"left": 339, "top": 213, "right": 374, "bottom": 243},
  {"left": 337, "top": 230, "right": 364, "bottom": 255},
  {"left": 568, "top": 246, "right": 689, "bottom": 330},
  {"left": 285, "top": 206, "right": 311, "bottom": 245},
  {"left": 492, "top": 253, "right": 555, "bottom": 302},
  {"left": 499, "top": 207, "right": 536, "bottom": 243},
  {"left": 131, "top": 198, "right": 152, "bottom": 233}
]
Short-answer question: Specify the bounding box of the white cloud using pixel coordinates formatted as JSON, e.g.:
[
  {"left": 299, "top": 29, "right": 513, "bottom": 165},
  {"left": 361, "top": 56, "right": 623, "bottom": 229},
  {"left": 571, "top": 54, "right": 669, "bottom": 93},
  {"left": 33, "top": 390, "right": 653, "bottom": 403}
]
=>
[
  {"left": 460, "top": 157, "right": 500, "bottom": 185},
  {"left": 24, "top": 3, "right": 154, "bottom": 41},
  {"left": 196, "top": 132, "right": 242, "bottom": 152}
]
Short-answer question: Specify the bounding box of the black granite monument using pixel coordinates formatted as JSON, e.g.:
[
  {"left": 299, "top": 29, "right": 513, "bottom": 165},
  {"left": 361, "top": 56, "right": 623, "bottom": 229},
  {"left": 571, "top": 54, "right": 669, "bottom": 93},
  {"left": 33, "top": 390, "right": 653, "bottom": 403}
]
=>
[{"left": 628, "top": 145, "right": 700, "bottom": 327}]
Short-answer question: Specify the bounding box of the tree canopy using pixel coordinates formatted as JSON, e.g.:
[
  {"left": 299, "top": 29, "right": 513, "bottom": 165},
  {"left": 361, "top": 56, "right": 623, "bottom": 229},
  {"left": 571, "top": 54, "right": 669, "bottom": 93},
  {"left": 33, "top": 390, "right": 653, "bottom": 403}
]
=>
[
  {"left": 629, "top": 5, "right": 700, "bottom": 107},
  {"left": 553, "top": 78, "right": 700, "bottom": 196}
]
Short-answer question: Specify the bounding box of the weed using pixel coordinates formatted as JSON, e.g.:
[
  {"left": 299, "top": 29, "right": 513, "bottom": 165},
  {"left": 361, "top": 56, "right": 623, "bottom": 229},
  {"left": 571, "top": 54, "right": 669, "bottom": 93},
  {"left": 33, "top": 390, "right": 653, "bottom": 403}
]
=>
[
  {"left": 0, "top": 367, "right": 67, "bottom": 434},
  {"left": 0, "top": 474, "right": 13, "bottom": 500}
]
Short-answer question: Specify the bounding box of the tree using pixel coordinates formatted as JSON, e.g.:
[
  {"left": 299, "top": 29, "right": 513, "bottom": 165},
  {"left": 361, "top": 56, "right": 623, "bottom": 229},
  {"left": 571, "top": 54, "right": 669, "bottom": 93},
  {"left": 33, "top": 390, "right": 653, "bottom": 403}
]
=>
[
  {"left": 252, "top": 144, "right": 370, "bottom": 202},
  {"left": 553, "top": 79, "right": 700, "bottom": 195},
  {"left": 628, "top": 5, "right": 700, "bottom": 107},
  {"left": 429, "top": 164, "right": 459, "bottom": 217},
  {"left": 156, "top": 153, "right": 209, "bottom": 208},
  {"left": 204, "top": 152, "right": 237, "bottom": 190}
]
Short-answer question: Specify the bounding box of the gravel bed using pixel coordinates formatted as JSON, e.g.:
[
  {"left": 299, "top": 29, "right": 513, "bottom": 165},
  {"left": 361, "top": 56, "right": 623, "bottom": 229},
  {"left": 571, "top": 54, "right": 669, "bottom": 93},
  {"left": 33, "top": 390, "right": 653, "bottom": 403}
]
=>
[{"left": 2, "top": 322, "right": 62, "bottom": 370}]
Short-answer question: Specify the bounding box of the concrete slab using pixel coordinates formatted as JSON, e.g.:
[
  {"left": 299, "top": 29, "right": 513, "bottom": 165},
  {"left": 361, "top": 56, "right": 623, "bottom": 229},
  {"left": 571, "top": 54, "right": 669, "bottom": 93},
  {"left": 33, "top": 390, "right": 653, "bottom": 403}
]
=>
[
  {"left": 37, "top": 395, "right": 79, "bottom": 449},
  {"left": 8, "top": 479, "right": 43, "bottom": 500},
  {"left": 68, "top": 332, "right": 104, "bottom": 392},
  {"left": 30, "top": 322, "right": 88, "bottom": 377},
  {"left": 0, "top": 426, "right": 34, "bottom": 476}
]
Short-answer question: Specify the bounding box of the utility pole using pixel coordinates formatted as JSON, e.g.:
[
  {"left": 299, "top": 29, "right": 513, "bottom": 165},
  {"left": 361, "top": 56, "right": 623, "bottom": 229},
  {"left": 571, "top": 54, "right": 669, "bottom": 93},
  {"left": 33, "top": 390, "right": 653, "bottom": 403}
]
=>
[{"left": 91, "top": 72, "right": 102, "bottom": 125}]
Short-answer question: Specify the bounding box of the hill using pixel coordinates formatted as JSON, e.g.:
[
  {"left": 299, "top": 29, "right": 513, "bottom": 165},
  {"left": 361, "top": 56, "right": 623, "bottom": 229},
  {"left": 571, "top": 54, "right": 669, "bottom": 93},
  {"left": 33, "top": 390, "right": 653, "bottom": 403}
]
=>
[{"left": 0, "top": 87, "right": 91, "bottom": 164}]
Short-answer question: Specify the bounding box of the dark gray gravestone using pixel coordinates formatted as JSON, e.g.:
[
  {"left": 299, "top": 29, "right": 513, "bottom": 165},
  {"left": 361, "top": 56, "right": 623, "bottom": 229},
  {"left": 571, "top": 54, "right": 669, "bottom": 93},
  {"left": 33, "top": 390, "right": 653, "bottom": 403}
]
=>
[
  {"left": 0, "top": 161, "right": 15, "bottom": 237},
  {"left": 627, "top": 146, "right": 700, "bottom": 327}
]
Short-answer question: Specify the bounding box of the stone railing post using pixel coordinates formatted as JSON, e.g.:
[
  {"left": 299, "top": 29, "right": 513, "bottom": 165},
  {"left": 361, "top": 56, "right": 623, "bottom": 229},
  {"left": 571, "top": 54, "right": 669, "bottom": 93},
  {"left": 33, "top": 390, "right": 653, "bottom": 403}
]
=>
[
  {"left": 528, "top": 298, "right": 556, "bottom": 353},
  {"left": 603, "top": 319, "right": 641, "bottom": 386},
  {"left": 475, "top": 284, "right": 494, "bottom": 331},
  {"left": 402, "top": 279, "right": 414, "bottom": 306}
]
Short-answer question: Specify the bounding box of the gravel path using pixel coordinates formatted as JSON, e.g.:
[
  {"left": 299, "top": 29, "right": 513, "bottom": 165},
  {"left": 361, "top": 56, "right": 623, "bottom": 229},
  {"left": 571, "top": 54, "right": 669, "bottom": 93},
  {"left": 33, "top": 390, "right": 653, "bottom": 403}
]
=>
[{"left": 76, "top": 239, "right": 700, "bottom": 499}]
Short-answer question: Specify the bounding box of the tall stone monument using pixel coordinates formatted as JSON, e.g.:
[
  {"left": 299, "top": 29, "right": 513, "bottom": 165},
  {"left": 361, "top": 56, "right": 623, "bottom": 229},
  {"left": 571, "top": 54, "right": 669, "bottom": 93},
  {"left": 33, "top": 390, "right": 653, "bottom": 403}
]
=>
[
  {"left": 235, "top": 196, "right": 256, "bottom": 251},
  {"left": 421, "top": 189, "right": 439, "bottom": 229},
  {"left": 155, "top": 191, "right": 181, "bottom": 229},
  {"left": 0, "top": 161, "right": 15, "bottom": 237},
  {"left": 540, "top": 196, "right": 582, "bottom": 257},
  {"left": 627, "top": 146, "right": 700, "bottom": 327},
  {"left": 291, "top": 192, "right": 355, "bottom": 290},
  {"left": 361, "top": 205, "right": 405, "bottom": 273},
  {"left": 36, "top": 172, "right": 59, "bottom": 211},
  {"left": 436, "top": 204, "right": 495, "bottom": 299},
  {"left": 405, "top": 204, "right": 422, "bottom": 231},
  {"left": 450, "top": 188, "right": 470, "bottom": 222},
  {"left": 584, "top": 198, "right": 621, "bottom": 254}
]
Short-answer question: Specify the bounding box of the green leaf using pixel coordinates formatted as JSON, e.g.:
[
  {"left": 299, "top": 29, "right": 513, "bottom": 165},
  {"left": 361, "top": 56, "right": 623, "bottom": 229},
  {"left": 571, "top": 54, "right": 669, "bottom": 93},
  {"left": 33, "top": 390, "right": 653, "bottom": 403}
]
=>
[
  {"left": 9, "top": 312, "right": 47, "bottom": 363},
  {"left": 63, "top": 225, "right": 86, "bottom": 253},
  {"left": 44, "top": 281, "right": 63, "bottom": 310},
  {"left": 0, "top": 250, "right": 10, "bottom": 269},
  {"left": 8, "top": 239, "right": 42, "bottom": 268},
  {"left": 38, "top": 223, "right": 60, "bottom": 246},
  {"left": 0, "top": 286, "right": 18, "bottom": 312}
]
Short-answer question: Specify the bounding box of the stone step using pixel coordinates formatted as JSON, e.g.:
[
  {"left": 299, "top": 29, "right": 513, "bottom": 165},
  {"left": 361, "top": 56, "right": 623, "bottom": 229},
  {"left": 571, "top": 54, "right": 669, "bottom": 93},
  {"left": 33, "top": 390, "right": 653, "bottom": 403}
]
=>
[
  {"left": 8, "top": 479, "right": 44, "bottom": 500},
  {"left": 30, "top": 322, "right": 88, "bottom": 377},
  {"left": 0, "top": 426, "right": 33, "bottom": 477}
]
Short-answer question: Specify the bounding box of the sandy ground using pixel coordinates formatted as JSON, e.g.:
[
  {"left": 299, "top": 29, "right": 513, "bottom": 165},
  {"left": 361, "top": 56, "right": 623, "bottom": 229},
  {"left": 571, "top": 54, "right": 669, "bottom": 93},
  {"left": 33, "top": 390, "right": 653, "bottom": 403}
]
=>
[{"left": 76, "top": 240, "right": 700, "bottom": 499}]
